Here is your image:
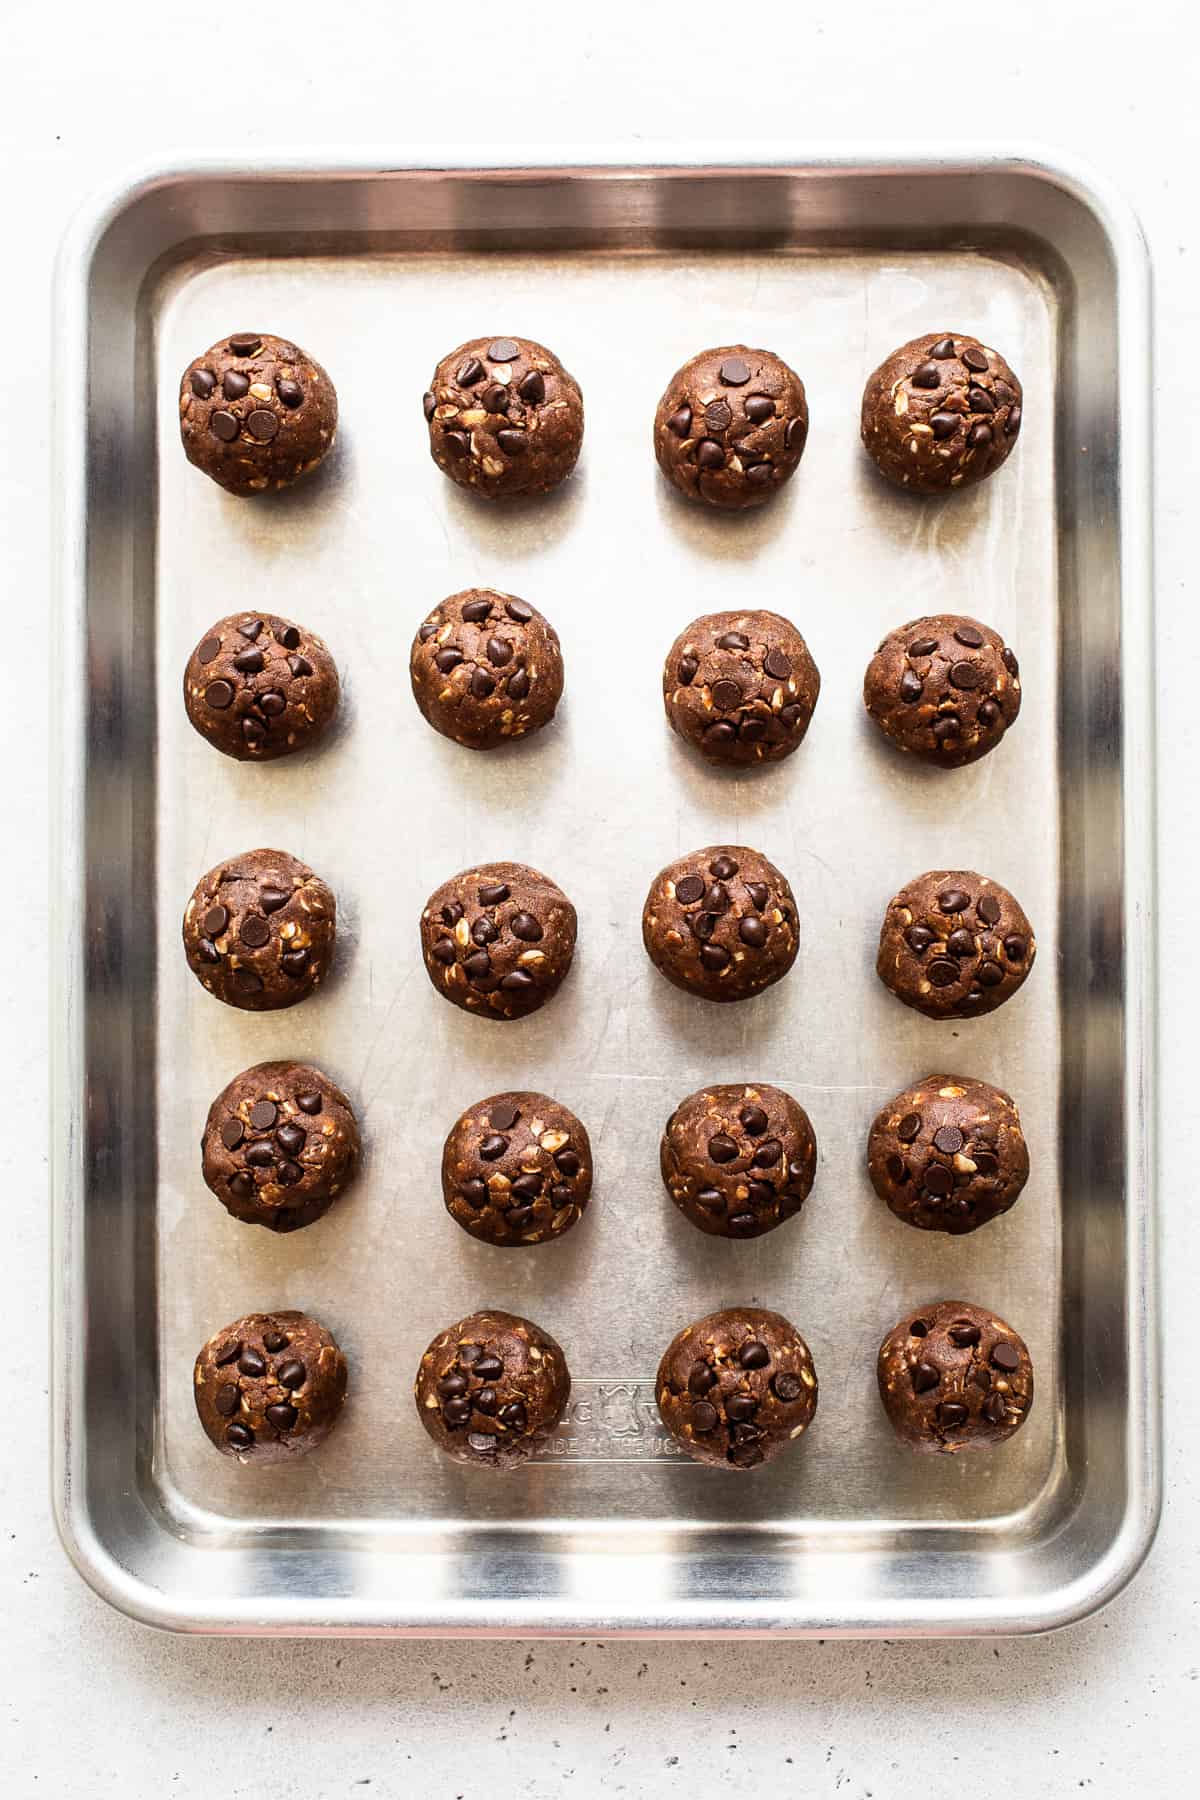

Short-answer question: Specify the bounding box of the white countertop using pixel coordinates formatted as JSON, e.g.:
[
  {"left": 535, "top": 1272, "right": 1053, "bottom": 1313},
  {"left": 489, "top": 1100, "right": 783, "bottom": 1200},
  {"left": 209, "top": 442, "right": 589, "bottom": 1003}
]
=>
[{"left": 3, "top": 0, "right": 1196, "bottom": 1792}]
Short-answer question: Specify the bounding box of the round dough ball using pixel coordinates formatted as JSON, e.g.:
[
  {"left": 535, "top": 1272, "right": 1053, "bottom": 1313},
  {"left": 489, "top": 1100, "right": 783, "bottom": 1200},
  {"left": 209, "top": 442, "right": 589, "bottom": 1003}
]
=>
[
  {"left": 411, "top": 589, "right": 563, "bottom": 749},
  {"left": 660, "top": 1083, "right": 816, "bottom": 1239},
  {"left": 183, "top": 611, "right": 339, "bottom": 761},
  {"left": 653, "top": 345, "right": 808, "bottom": 509},
  {"left": 179, "top": 332, "right": 337, "bottom": 496},
  {"left": 414, "top": 1309, "right": 570, "bottom": 1471},
  {"left": 656, "top": 1307, "right": 818, "bottom": 1471},
  {"left": 877, "top": 1300, "right": 1034, "bottom": 1453},
  {"left": 442, "top": 1091, "right": 592, "bottom": 1247},
  {"left": 194, "top": 1310, "right": 347, "bottom": 1463},
  {"left": 419, "top": 862, "right": 576, "bottom": 1021},
  {"left": 860, "top": 332, "right": 1022, "bottom": 494},
  {"left": 876, "top": 870, "right": 1035, "bottom": 1020},
  {"left": 183, "top": 848, "right": 336, "bottom": 1011},
  {"left": 201, "top": 1060, "right": 360, "bottom": 1233},
  {"left": 663, "top": 610, "right": 820, "bottom": 766},
  {"left": 868, "top": 1074, "right": 1029, "bottom": 1235},
  {"left": 642, "top": 846, "right": 798, "bottom": 1003},
  {"left": 423, "top": 335, "right": 583, "bottom": 499},
  {"left": 863, "top": 614, "right": 1021, "bottom": 767}
]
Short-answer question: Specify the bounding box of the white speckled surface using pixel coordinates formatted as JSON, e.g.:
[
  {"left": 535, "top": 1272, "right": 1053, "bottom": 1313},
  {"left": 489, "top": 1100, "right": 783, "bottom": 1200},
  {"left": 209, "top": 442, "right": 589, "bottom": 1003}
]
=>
[{"left": 5, "top": 0, "right": 1196, "bottom": 1792}]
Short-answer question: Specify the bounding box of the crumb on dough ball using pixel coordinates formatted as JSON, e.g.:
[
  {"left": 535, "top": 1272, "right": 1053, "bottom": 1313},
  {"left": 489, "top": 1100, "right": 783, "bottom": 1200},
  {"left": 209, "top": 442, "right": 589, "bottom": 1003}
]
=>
[
  {"left": 860, "top": 332, "right": 1022, "bottom": 494},
  {"left": 414, "top": 1309, "right": 571, "bottom": 1470},
  {"left": 419, "top": 861, "right": 577, "bottom": 1020},
  {"left": 663, "top": 610, "right": 820, "bottom": 766},
  {"left": 642, "top": 846, "right": 798, "bottom": 1003},
  {"left": 201, "top": 1060, "right": 361, "bottom": 1232},
  {"left": 863, "top": 614, "right": 1020, "bottom": 767},
  {"left": 654, "top": 345, "right": 808, "bottom": 509},
  {"left": 867, "top": 1074, "right": 1029, "bottom": 1235},
  {"left": 442, "top": 1091, "right": 593, "bottom": 1247},
  {"left": 877, "top": 1300, "right": 1034, "bottom": 1452},
  {"left": 875, "top": 869, "right": 1035, "bottom": 1020},
  {"left": 183, "top": 611, "right": 340, "bottom": 761},
  {"left": 179, "top": 332, "right": 337, "bottom": 495},
  {"left": 410, "top": 589, "right": 563, "bottom": 749},
  {"left": 660, "top": 1083, "right": 816, "bottom": 1239},
  {"left": 423, "top": 336, "right": 583, "bottom": 499},
  {"left": 656, "top": 1307, "right": 818, "bottom": 1470},
  {"left": 194, "top": 1310, "right": 348, "bottom": 1462},
  {"left": 182, "top": 847, "right": 336, "bottom": 1011}
]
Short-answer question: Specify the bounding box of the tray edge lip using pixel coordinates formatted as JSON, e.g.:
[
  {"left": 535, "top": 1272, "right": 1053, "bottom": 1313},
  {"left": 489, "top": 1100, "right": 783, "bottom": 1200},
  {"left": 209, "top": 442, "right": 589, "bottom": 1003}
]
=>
[{"left": 50, "top": 141, "right": 1159, "bottom": 1638}]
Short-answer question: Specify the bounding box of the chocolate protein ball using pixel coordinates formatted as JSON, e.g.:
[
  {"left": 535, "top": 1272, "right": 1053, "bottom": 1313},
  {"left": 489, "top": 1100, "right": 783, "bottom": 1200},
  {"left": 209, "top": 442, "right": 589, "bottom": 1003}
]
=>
[
  {"left": 420, "top": 861, "right": 577, "bottom": 1021},
  {"left": 642, "top": 846, "right": 798, "bottom": 1003},
  {"left": 860, "top": 332, "right": 1022, "bottom": 494},
  {"left": 414, "top": 1309, "right": 571, "bottom": 1471},
  {"left": 179, "top": 332, "right": 337, "bottom": 496},
  {"left": 663, "top": 610, "right": 820, "bottom": 766},
  {"left": 183, "top": 611, "right": 339, "bottom": 761},
  {"left": 863, "top": 614, "right": 1021, "bottom": 767},
  {"left": 202, "top": 1060, "right": 361, "bottom": 1233},
  {"left": 876, "top": 870, "right": 1035, "bottom": 1020},
  {"left": 660, "top": 1083, "right": 816, "bottom": 1239},
  {"left": 868, "top": 1074, "right": 1029, "bottom": 1235},
  {"left": 654, "top": 345, "right": 809, "bottom": 509},
  {"left": 423, "top": 335, "right": 583, "bottom": 499},
  {"left": 183, "top": 848, "right": 336, "bottom": 1011},
  {"left": 442, "top": 1091, "right": 592, "bottom": 1247},
  {"left": 194, "top": 1310, "right": 348, "bottom": 1463},
  {"left": 877, "top": 1300, "right": 1034, "bottom": 1454},
  {"left": 657, "top": 1307, "right": 818, "bottom": 1471},
  {"left": 410, "top": 589, "right": 563, "bottom": 750}
]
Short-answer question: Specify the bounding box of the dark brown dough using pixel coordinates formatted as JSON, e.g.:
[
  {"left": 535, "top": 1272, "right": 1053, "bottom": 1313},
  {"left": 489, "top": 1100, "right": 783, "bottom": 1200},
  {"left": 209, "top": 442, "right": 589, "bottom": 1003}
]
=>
[
  {"left": 194, "top": 1310, "right": 347, "bottom": 1463},
  {"left": 201, "top": 1060, "right": 360, "bottom": 1232},
  {"left": 656, "top": 1307, "right": 818, "bottom": 1470},
  {"left": 868, "top": 1074, "right": 1029, "bottom": 1235},
  {"left": 876, "top": 870, "right": 1035, "bottom": 1020},
  {"left": 423, "top": 336, "right": 583, "bottom": 499},
  {"left": 442, "top": 1091, "right": 592, "bottom": 1247},
  {"left": 663, "top": 610, "right": 820, "bottom": 766},
  {"left": 863, "top": 614, "right": 1021, "bottom": 767},
  {"left": 183, "top": 848, "right": 336, "bottom": 1011},
  {"left": 419, "top": 861, "right": 576, "bottom": 1021},
  {"left": 410, "top": 589, "right": 563, "bottom": 749},
  {"left": 653, "top": 345, "right": 808, "bottom": 509},
  {"left": 642, "top": 846, "right": 798, "bottom": 1003},
  {"left": 860, "top": 332, "right": 1022, "bottom": 494},
  {"left": 183, "top": 611, "right": 339, "bottom": 761},
  {"left": 414, "top": 1309, "right": 570, "bottom": 1471},
  {"left": 877, "top": 1300, "right": 1034, "bottom": 1453},
  {"left": 660, "top": 1083, "right": 816, "bottom": 1239},
  {"left": 179, "top": 332, "right": 337, "bottom": 496}
]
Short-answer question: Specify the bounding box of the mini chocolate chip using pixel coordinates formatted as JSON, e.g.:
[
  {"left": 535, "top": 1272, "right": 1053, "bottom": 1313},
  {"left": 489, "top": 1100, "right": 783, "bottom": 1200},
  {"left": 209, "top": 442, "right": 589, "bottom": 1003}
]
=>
[
  {"left": 744, "top": 393, "right": 774, "bottom": 424},
  {"left": 277, "top": 379, "right": 303, "bottom": 409},
  {"left": 1006, "top": 404, "right": 1022, "bottom": 436},
  {"left": 905, "top": 924, "right": 934, "bottom": 953},
  {"left": 700, "top": 944, "right": 730, "bottom": 971},
  {"left": 470, "top": 668, "right": 496, "bottom": 699},
  {"left": 287, "top": 654, "right": 313, "bottom": 679},
  {"left": 708, "top": 1135, "right": 738, "bottom": 1164},
  {"left": 991, "top": 1342, "right": 1021, "bottom": 1371},
  {"left": 190, "top": 369, "right": 217, "bottom": 399},
  {"left": 706, "top": 400, "right": 733, "bottom": 432},
  {"left": 978, "top": 961, "right": 1005, "bottom": 987},
  {"left": 508, "top": 912, "right": 544, "bottom": 943},
  {"left": 911, "top": 362, "right": 941, "bottom": 389},
  {"left": 908, "top": 637, "right": 938, "bottom": 658},
  {"left": 478, "top": 883, "right": 510, "bottom": 906},
  {"left": 896, "top": 1113, "right": 922, "bottom": 1143},
  {"left": 500, "top": 970, "right": 535, "bottom": 992},
  {"left": 280, "top": 949, "right": 309, "bottom": 978},
  {"left": 497, "top": 430, "right": 527, "bottom": 456},
  {"left": 938, "top": 888, "right": 970, "bottom": 913},
  {"left": 442, "top": 430, "right": 470, "bottom": 457},
  {"left": 223, "top": 370, "right": 249, "bottom": 401},
  {"left": 228, "top": 334, "right": 262, "bottom": 356},
  {"left": 946, "top": 928, "right": 975, "bottom": 957},
  {"left": 937, "top": 1402, "right": 968, "bottom": 1429},
  {"left": 719, "top": 357, "right": 750, "bottom": 386},
  {"left": 689, "top": 1401, "right": 718, "bottom": 1433},
  {"left": 266, "top": 1403, "right": 298, "bottom": 1432},
  {"left": 457, "top": 357, "right": 485, "bottom": 386},
  {"left": 675, "top": 876, "right": 705, "bottom": 906},
  {"left": 442, "top": 1398, "right": 472, "bottom": 1427},
  {"left": 459, "top": 1179, "right": 488, "bottom": 1209},
  {"left": 205, "top": 679, "right": 234, "bottom": 710},
  {"left": 215, "top": 1385, "right": 239, "bottom": 1417},
  {"left": 260, "top": 886, "right": 290, "bottom": 914},
  {"left": 785, "top": 416, "right": 806, "bottom": 453},
  {"left": 474, "top": 1354, "right": 503, "bottom": 1380},
  {"left": 763, "top": 647, "right": 792, "bottom": 679},
  {"left": 739, "top": 1340, "right": 770, "bottom": 1369},
  {"left": 930, "top": 337, "right": 957, "bottom": 359},
  {"left": 739, "top": 1104, "right": 768, "bottom": 1136},
  {"left": 924, "top": 1164, "right": 954, "bottom": 1197},
  {"left": 422, "top": 390, "right": 436, "bottom": 420},
  {"left": 744, "top": 882, "right": 768, "bottom": 911},
  {"left": 739, "top": 917, "right": 767, "bottom": 948},
  {"left": 225, "top": 1423, "right": 254, "bottom": 1448},
  {"left": 696, "top": 439, "right": 725, "bottom": 469},
  {"left": 487, "top": 339, "right": 520, "bottom": 362},
  {"left": 899, "top": 669, "right": 924, "bottom": 703},
  {"left": 666, "top": 405, "right": 692, "bottom": 437},
  {"left": 933, "top": 1126, "right": 964, "bottom": 1155},
  {"left": 911, "top": 1361, "right": 941, "bottom": 1393},
  {"left": 461, "top": 597, "right": 494, "bottom": 622},
  {"left": 499, "top": 1400, "right": 528, "bottom": 1431},
  {"left": 677, "top": 656, "right": 698, "bottom": 686},
  {"left": 950, "top": 661, "right": 983, "bottom": 689},
  {"left": 238, "top": 1347, "right": 266, "bottom": 1378},
  {"left": 240, "top": 914, "right": 270, "bottom": 948},
  {"left": 247, "top": 409, "right": 279, "bottom": 441},
  {"left": 1003, "top": 935, "right": 1027, "bottom": 962},
  {"left": 276, "top": 1121, "right": 305, "bottom": 1157},
  {"left": 725, "top": 1393, "right": 758, "bottom": 1422},
  {"left": 506, "top": 669, "right": 531, "bottom": 701},
  {"left": 948, "top": 1321, "right": 981, "bottom": 1345},
  {"left": 961, "top": 344, "right": 989, "bottom": 372},
  {"left": 1002, "top": 647, "right": 1020, "bottom": 677},
  {"left": 927, "top": 959, "right": 961, "bottom": 988}
]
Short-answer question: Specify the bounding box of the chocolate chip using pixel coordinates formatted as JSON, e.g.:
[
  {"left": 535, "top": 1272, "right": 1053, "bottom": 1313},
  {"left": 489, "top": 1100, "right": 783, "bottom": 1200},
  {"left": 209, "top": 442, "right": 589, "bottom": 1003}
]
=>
[
  {"left": 930, "top": 411, "right": 959, "bottom": 440},
  {"left": 744, "top": 883, "right": 768, "bottom": 911},
  {"left": 948, "top": 1321, "right": 981, "bottom": 1345},
  {"left": 190, "top": 368, "right": 217, "bottom": 398},
  {"left": 442, "top": 1397, "right": 472, "bottom": 1427},
  {"left": 204, "top": 679, "right": 233, "bottom": 710},
  {"left": 228, "top": 1173, "right": 252, "bottom": 1199},
  {"left": 196, "top": 636, "right": 222, "bottom": 666},
  {"left": 280, "top": 949, "right": 309, "bottom": 978},
  {"left": 978, "top": 961, "right": 1005, "bottom": 987},
  {"left": 478, "top": 883, "right": 510, "bottom": 906},
  {"left": 885, "top": 1155, "right": 907, "bottom": 1184},
  {"left": 897, "top": 1112, "right": 921, "bottom": 1142},
  {"left": 968, "top": 387, "right": 996, "bottom": 416},
  {"left": 218, "top": 1117, "right": 245, "bottom": 1153},
  {"left": 457, "top": 1345, "right": 482, "bottom": 1367},
  {"left": 739, "top": 1104, "right": 768, "bottom": 1136},
  {"left": 456, "top": 357, "right": 484, "bottom": 386},
  {"left": 470, "top": 668, "right": 496, "bottom": 699},
  {"left": 497, "top": 430, "right": 527, "bottom": 456},
  {"left": 240, "top": 914, "right": 270, "bottom": 948},
  {"left": 223, "top": 369, "right": 250, "bottom": 401},
  {"left": 706, "top": 400, "right": 732, "bottom": 432},
  {"left": 938, "top": 888, "right": 970, "bottom": 913},
  {"left": 505, "top": 1205, "right": 534, "bottom": 1230},
  {"left": 234, "top": 967, "right": 264, "bottom": 993},
  {"left": 763, "top": 647, "right": 791, "bottom": 679},
  {"left": 907, "top": 637, "right": 938, "bottom": 658},
  {"left": 1003, "top": 935, "right": 1027, "bottom": 962},
  {"left": 241, "top": 718, "right": 267, "bottom": 747},
  {"left": 225, "top": 1423, "right": 254, "bottom": 1448},
  {"left": 927, "top": 959, "right": 960, "bottom": 988},
  {"left": 704, "top": 1134, "right": 736, "bottom": 1166},
  {"left": 905, "top": 925, "right": 934, "bottom": 953},
  {"left": 294, "top": 1094, "right": 322, "bottom": 1120},
  {"left": 696, "top": 439, "right": 725, "bottom": 469},
  {"left": 485, "top": 637, "right": 513, "bottom": 667},
  {"left": 505, "top": 598, "right": 533, "bottom": 624},
  {"left": 209, "top": 410, "right": 239, "bottom": 443},
  {"left": 961, "top": 344, "right": 989, "bottom": 372},
  {"left": 500, "top": 970, "right": 535, "bottom": 993},
  {"left": 677, "top": 656, "right": 698, "bottom": 686},
  {"left": 247, "top": 409, "right": 279, "bottom": 441},
  {"left": 241, "top": 618, "right": 265, "bottom": 641},
  {"left": 725, "top": 1393, "right": 758, "bottom": 1423},
  {"left": 930, "top": 337, "right": 956, "bottom": 359},
  {"left": 287, "top": 654, "right": 313, "bottom": 679},
  {"left": 434, "top": 647, "right": 463, "bottom": 674},
  {"left": 785, "top": 416, "right": 806, "bottom": 453},
  {"left": 751, "top": 1140, "right": 781, "bottom": 1170},
  {"left": 277, "top": 379, "right": 303, "bottom": 409},
  {"left": 422, "top": 390, "right": 436, "bottom": 420},
  {"left": 968, "top": 424, "right": 992, "bottom": 448},
  {"left": 950, "top": 660, "right": 983, "bottom": 689},
  {"left": 259, "top": 691, "right": 286, "bottom": 717},
  {"left": 924, "top": 1163, "right": 954, "bottom": 1197},
  {"left": 739, "top": 1340, "right": 770, "bottom": 1369},
  {"left": 500, "top": 667, "right": 528, "bottom": 702},
  {"left": 739, "top": 718, "right": 768, "bottom": 742},
  {"left": 744, "top": 394, "right": 774, "bottom": 424},
  {"left": 443, "top": 431, "right": 470, "bottom": 457},
  {"left": 738, "top": 917, "right": 767, "bottom": 948},
  {"left": 474, "top": 1355, "right": 503, "bottom": 1381},
  {"left": 201, "top": 904, "right": 228, "bottom": 938},
  {"left": 666, "top": 406, "right": 692, "bottom": 438},
  {"left": 984, "top": 1393, "right": 1009, "bottom": 1425},
  {"left": 487, "top": 339, "right": 520, "bottom": 362},
  {"left": 459, "top": 1179, "right": 487, "bottom": 1209},
  {"left": 196, "top": 939, "right": 220, "bottom": 964},
  {"left": 689, "top": 912, "right": 717, "bottom": 943},
  {"left": 675, "top": 876, "right": 705, "bottom": 906},
  {"left": 933, "top": 1126, "right": 964, "bottom": 1156},
  {"left": 260, "top": 886, "right": 290, "bottom": 915},
  {"left": 932, "top": 715, "right": 962, "bottom": 743},
  {"left": 973, "top": 1150, "right": 999, "bottom": 1175},
  {"left": 700, "top": 945, "right": 730, "bottom": 971},
  {"left": 276, "top": 1121, "right": 306, "bottom": 1157},
  {"left": 1002, "top": 647, "right": 1020, "bottom": 677},
  {"left": 499, "top": 1401, "right": 528, "bottom": 1431},
  {"left": 899, "top": 669, "right": 924, "bottom": 703},
  {"left": 977, "top": 894, "right": 1002, "bottom": 924},
  {"left": 1005, "top": 404, "right": 1022, "bottom": 436},
  {"left": 746, "top": 1181, "right": 774, "bottom": 1207},
  {"left": 937, "top": 1402, "right": 968, "bottom": 1429},
  {"left": 977, "top": 700, "right": 1000, "bottom": 727},
  {"left": 229, "top": 334, "right": 262, "bottom": 356},
  {"left": 460, "top": 597, "right": 493, "bottom": 623},
  {"left": 991, "top": 1342, "right": 1021, "bottom": 1371},
  {"left": 513, "top": 368, "right": 545, "bottom": 407},
  {"left": 238, "top": 1347, "right": 266, "bottom": 1378},
  {"left": 266, "top": 1403, "right": 298, "bottom": 1432},
  {"left": 719, "top": 357, "right": 750, "bottom": 386},
  {"left": 689, "top": 1401, "right": 718, "bottom": 1433},
  {"left": 502, "top": 913, "right": 542, "bottom": 946},
  {"left": 248, "top": 1099, "right": 277, "bottom": 1132},
  {"left": 771, "top": 1373, "right": 803, "bottom": 1403},
  {"left": 232, "top": 647, "right": 264, "bottom": 676},
  {"left": 687, "top": 1361, "right": 717, "bottom": 1395},
  {"left": 911, "top": 362, "right": 941, "bottom": 389},
  {"left": 482, "top": 387, "right": 508, "bottom": 412},
  {"left": 244, "top": 1143, "right": 274, "bottom": 1168},
  {"left": 215, "top": 1385, "right": 239, "bottom": 1417},
  {"left": 716, "top": 631, "right": 748, "bottom": 652},
  {"left": 911, "top": 1361, "right": 940, "bottom": 1393},
  {"left": 909, "top": 1320, "right": 929, "bottom": 1338},
  {"left": 946, "top": 928, "right": 975, "bottom": 957},
  {"left": 704, "top": 884, "right": 730, "bottom": 914}
]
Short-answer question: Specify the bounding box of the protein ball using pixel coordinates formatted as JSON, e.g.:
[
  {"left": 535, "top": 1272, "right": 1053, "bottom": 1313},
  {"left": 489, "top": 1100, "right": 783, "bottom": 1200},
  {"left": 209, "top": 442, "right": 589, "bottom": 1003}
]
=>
[
  {"left": 660, "top": 1083, "right": 816, "bottom": 1239},
  {"left": 182, "top": 847, "right": 336, "bottom": 1011},
  {"left": 860, "top": 332, "right": 1022, "bottom": 494},
  {"left": 868, "top": 1074, "right": 1029, "bottom": 1235},
  {"left": 201, "top": 1060, "right": 361, "bottom": 1233},
  {"left": 183, "top": 611, "right": 340, "bottom": 761},
  {"left": 877, "top": 1300, "right": 1034, "bottom": 1453},
  {"left": 419, "top": 861, "right": 577, "bottom": 1021},
  {"left": 642, "top": 846, "right": 798, "bottom": 1003},
  {"left": 423, "top": 335, "right": 583, "bottom": 499},
  {"left": 414, "top": 1309, "right": 570, "bottom": 1470},
  {"left": 656, "top": 1307, "right": 818, "bottom": 1470},
  {"left": 410, "top": 589, "right": 563, "bottom": 749},
  {"left": 179, "top": 332, "right": 337, "bottom": 495},
  {"left": 863, "top": 614, "right": 1021, "bottom": 767},
  {"left": 875, "top": 869, "right": 1035, "bottom": 1020},
  {"left": 194, "top": 1310, "right": 348, "bottom": 1462},
  {"left": 663, "top": 610, "right": 820, "bottom": 766},
  {"left": 654, "top": 345, "right": 809, "bottom": 509},
  {"left": 442, "top": 1091, "right": 593, "bottom": 1247}
]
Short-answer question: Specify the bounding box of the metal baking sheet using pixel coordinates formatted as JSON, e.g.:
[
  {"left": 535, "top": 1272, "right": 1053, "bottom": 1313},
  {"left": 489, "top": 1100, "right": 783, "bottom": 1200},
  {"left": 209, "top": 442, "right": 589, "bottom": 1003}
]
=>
[{"left": 53, "top": 150, "right": 1157, "bottom": 1636}]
